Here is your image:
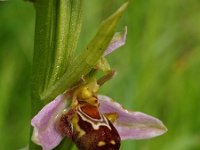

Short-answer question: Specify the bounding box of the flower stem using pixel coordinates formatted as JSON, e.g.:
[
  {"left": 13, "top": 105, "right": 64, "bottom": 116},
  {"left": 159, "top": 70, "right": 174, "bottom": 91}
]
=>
[{"left": 30, "top": 0, "right": 55, "bottom": 148}]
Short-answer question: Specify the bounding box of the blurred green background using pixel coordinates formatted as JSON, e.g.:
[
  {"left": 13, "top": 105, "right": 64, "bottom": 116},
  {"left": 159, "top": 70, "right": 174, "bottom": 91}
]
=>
[{"left": 1, "top": 0, "right": 200, "bottom": 149}]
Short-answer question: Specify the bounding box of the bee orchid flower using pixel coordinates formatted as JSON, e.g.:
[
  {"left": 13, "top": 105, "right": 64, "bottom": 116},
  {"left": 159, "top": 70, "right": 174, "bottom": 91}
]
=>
[
  {"left": 31, "top": 93, "right": 167, "bottom": 150},
  {"left": 31, "top": 28, "right": 167, "bottom": 150}
]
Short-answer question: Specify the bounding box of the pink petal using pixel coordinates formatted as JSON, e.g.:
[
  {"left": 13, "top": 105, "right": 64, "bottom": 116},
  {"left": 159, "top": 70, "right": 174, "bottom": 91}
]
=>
[
  {"left": 31, "top": 94, "right": 67, "bottom": 150},
  {"left": 103, "top": 26, "right": 127, "bottom": 56},
  {"left": 98, "top": 95, "right": 167, "bottom": 140}
]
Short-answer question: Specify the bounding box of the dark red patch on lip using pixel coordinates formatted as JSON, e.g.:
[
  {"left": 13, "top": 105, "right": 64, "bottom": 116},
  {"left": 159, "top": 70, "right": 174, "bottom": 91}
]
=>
[
  {"left": 72, "top": 112, "right": 121, "bottom": 150},
  {"left": 57, "top": 115, "right": 72, "bottom": 138},
  {"left": 57, "top": 110, "right": 74, "bottom": 138},
  {"left": 80, "top": 104, "right": 101, "bottom": 120}
]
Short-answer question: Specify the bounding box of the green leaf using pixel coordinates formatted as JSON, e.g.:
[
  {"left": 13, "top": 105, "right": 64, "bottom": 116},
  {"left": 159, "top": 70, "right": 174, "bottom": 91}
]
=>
[
  {"left": 47, "top": 0, "right": 83, "bottom": 87},
  {"left": 30, "top": 2, "right": 54, "bottom": 149},
  {"left": 41, "top": 1, "right": 129, "bottom": 102}
]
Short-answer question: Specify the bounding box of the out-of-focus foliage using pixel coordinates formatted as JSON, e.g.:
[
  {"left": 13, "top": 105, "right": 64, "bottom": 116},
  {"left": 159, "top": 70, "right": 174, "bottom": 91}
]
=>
[
  {"left": 0, "top": 0, "right": 200, "bottom": 150},
  {"left": 0, "top": 0, "right": 34, "bottom": 149}
]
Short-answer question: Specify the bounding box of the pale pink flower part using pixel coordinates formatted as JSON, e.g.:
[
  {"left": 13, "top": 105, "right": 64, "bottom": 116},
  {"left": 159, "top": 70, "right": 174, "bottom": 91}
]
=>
[
  {"left": 103, "top": 26, "right": 127, "bottom": 56},
  {"left": 98, "top": 95, "right": 167, "bottom": 140},
  {"left": 31, "top": 95, "right": 67, "bottom": 150}
]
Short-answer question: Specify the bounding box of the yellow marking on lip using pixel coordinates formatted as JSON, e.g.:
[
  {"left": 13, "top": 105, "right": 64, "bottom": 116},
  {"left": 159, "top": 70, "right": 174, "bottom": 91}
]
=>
[
  {"left": 98, "top": 141, "right": 106, "bottom": 147},
  {"left": 104, "top": 113, "right": 118, "bottom": 123},
  {"left": 71, "top": 115, "right": 85, "bottom": 138},
  {"left": 110, "top": 140, "right": 116, "bottom": 145}
]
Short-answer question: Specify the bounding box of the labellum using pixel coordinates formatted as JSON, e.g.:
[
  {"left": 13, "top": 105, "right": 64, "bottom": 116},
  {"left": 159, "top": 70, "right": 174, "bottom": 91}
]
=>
[{"left": 57, "top": 83, "right": 121, "bottom": 150}]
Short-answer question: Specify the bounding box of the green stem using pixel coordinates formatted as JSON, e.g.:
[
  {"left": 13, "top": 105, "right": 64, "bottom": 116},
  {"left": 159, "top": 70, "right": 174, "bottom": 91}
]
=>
[
  {"left": 31, "top": 0, "right": 54, "bottom": 106},
  {"left": 30, "top": 0, "right": 54, "bottom": 148}
]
